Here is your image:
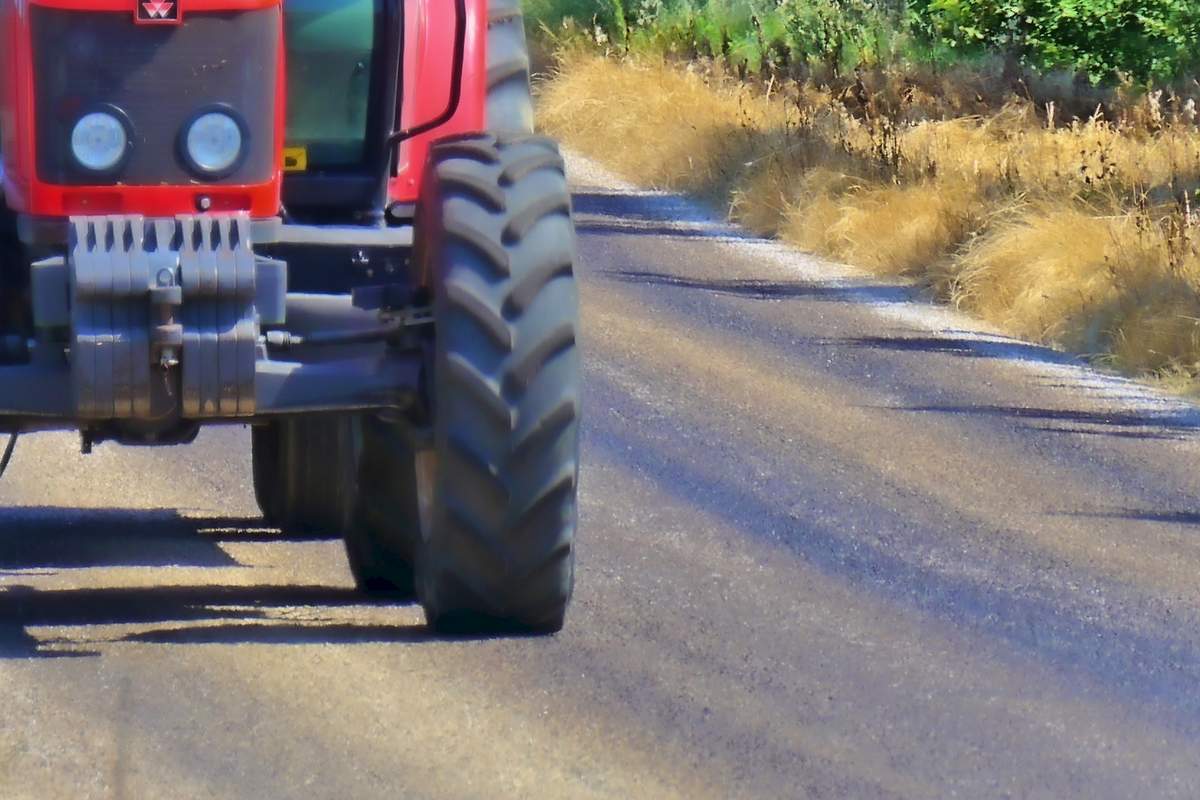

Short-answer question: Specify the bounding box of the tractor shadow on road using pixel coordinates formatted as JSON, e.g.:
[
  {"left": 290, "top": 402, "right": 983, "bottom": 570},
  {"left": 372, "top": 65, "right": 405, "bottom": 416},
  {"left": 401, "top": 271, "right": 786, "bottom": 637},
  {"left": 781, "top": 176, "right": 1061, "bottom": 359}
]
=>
[
  {"left": 0, "top": 580, "right": 534, "bottom": 657},
  {"left": 0, "top": 506, "right": 343, "bottom": 572},
  {"left": 0, "top": 582, "right": 397, "bottom": 659},
  {"left": 0, "top": 508, "right": 517, "bottom": 659},
  {"left": 0, "top": 580, "right": 472, "bottom": 658},
  {"left": 0, "top": 507, "right": 240, "bottom": 571}
]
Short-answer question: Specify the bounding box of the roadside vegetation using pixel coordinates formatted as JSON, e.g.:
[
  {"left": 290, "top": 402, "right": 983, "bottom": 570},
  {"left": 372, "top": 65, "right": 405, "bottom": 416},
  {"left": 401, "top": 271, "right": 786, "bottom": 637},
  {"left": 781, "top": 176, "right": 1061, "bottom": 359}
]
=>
[{"left": 528, "top": 0, "right": 1200, "bottom": 384}]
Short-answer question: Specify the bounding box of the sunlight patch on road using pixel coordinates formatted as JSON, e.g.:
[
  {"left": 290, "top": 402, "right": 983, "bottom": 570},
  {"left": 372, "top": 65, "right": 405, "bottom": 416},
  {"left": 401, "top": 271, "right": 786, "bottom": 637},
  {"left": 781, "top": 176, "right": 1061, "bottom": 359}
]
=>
[{"left": 579, "top": 277, "right": 1200, "bottom": 608}]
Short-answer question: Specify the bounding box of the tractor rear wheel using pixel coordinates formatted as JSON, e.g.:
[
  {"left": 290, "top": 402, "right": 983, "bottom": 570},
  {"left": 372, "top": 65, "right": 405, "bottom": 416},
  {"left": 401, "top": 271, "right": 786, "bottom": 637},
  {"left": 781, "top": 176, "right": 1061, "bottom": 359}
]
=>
[
  {"left": 251, "top": 417, "right": 354, "bottom": 537},
  {"left": 414, "top": 133, "right": 580, "bottom": 633},
  {"left": 339, "top": 414, "right": 421, "bottom": 596},
  {"left": 251, "top": 424, "right": 285, "bottom": 525},
  {"left": 486, "top": 0, "right": 534, "bottom": 135}
]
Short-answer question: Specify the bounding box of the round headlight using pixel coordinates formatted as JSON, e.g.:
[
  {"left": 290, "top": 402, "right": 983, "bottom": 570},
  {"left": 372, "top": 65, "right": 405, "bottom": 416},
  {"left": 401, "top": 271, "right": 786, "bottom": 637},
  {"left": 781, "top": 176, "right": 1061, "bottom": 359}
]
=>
[
  {"left": 71, "top": 112, "right": 129, "bottom": 173},
  {"left": 184, "top": 111, "right": 244, "bottom": 176}
]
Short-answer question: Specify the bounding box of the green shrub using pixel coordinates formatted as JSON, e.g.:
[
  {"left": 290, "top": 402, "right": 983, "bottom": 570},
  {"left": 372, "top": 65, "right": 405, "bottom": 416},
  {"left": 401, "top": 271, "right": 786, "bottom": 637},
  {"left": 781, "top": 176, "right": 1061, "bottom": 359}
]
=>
[
  {"left": 909, "top": 0, "right": 1200, "bottom": 82},
  {"left": 527, "top": 0, "right": 1200, "bottom": 84}
]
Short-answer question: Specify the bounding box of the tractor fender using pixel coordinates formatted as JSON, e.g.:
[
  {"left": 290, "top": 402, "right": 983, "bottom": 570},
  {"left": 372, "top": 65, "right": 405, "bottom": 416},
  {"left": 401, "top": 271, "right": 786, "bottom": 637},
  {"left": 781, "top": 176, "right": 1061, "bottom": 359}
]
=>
[{"left": 389, "top": 0, "right": 488, "bottom": 205}]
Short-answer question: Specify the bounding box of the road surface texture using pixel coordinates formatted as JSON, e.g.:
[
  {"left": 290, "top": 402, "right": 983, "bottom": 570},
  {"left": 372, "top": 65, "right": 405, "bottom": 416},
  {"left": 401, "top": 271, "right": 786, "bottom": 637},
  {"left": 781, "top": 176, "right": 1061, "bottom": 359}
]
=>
[{"left": 2, "top": 153, "right": 1200, "bottom": 798}]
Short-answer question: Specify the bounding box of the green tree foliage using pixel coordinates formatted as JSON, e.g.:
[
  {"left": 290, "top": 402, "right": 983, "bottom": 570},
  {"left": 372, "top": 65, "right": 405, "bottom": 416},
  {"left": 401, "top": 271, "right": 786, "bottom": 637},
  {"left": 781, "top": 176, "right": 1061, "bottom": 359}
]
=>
[
  {"left": 910, "top": 0, "right": 1200, "bottom": 82},
  {"left": 527, "top": 0, "right": 1200, "bottom": 84}
]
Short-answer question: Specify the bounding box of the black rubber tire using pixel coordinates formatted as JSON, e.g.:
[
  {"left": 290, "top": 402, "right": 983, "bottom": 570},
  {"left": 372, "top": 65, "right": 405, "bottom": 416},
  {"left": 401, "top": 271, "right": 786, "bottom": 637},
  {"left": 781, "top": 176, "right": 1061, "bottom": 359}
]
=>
[
  {"left": 251, "top": 417, "right": 354, "bottom": 537},
  {"left": 250, "top": 424, "right": 284, "bottom": 525},
  {"left": 415, "top": 133, "right": 580, "bottom": 633},
  {"left": 339, "top": 414, "right": 421, "bottom": 596},
  {"left": 0, "top": 201, "right": 29, "bottom": 334},
  {"left": 486, "top": 0, "right": 535, "bottom": 135}
]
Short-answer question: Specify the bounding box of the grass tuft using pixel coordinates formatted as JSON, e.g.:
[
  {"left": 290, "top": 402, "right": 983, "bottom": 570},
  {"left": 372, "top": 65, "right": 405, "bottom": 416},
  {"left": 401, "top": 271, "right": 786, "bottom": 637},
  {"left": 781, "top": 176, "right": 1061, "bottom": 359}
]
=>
[{"left": 537, "top": 54, "right": 1200, "bottom": 386}]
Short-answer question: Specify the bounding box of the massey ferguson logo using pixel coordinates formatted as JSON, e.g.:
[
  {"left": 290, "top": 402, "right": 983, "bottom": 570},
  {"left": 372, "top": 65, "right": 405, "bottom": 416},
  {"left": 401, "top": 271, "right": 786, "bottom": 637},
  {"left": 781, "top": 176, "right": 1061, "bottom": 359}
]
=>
[{"left": 137, "top": 0, "right": 180, "bottom": 23}]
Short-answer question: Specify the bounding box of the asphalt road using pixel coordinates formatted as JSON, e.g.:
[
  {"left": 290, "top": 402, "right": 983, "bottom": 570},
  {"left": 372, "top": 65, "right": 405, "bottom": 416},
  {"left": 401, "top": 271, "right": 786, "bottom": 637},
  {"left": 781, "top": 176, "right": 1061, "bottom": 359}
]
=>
[{"left": 3, "top": 154, "right": 1200, "bottom": 798}]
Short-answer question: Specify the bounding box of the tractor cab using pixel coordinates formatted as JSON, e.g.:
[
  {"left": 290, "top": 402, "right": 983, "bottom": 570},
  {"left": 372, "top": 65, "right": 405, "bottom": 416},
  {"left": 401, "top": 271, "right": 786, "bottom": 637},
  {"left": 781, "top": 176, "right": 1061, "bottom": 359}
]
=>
[{"left": 282, "top": 0, "right": 397, "bottom": 220}]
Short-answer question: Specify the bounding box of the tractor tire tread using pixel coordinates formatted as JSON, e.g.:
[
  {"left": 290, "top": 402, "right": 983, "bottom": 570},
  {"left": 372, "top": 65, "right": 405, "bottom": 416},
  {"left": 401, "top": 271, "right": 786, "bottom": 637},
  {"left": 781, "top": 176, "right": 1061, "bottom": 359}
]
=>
[
  {"left": 444, "top": 278, "right": 514, "bottom": 351},
  {"left": 421, "top": 134, "right": 579, "bottom": 633},
  {"left": 485, "top": 0, "right": 535, "bottom": 135}
]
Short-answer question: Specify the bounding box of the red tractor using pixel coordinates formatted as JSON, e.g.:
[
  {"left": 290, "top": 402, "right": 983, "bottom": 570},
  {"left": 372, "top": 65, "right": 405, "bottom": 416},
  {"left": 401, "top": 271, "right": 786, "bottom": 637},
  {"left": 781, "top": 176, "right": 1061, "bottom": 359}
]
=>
[{"left": 0, "top": 0, "right": 580, "bottom": 633}]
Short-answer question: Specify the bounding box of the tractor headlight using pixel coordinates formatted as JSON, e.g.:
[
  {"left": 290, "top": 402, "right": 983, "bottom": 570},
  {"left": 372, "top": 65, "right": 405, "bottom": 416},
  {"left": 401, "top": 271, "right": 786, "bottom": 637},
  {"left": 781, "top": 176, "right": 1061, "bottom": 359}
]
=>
[
  {"left": 182, "top": 109, "right": 245, "bottom": 177},
  {"left": 70, "top": 111, "right": 130, "bottom": 174}
]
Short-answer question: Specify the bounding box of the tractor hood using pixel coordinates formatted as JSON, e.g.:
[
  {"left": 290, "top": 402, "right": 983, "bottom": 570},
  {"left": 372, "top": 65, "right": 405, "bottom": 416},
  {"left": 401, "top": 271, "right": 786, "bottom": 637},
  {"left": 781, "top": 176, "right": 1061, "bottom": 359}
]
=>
[{"left": 0, "top": 0, "right": 285, "bottom": 219}]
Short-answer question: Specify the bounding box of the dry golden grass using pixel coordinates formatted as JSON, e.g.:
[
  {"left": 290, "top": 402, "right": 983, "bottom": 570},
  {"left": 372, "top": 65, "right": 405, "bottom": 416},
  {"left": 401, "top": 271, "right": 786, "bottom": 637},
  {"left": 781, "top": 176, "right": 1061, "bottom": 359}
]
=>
[
  {"left": 945, "top": 208, "right": 1200, "bottom": 373},
  {"left": 785, "top": 179, "right": 986, "bottom": 275},
  {"left": 537, "top": 57, "right": 797, "bottom": 205},
  {"left": 537, "top": 54, "right": 1200, "bottom": 383}
]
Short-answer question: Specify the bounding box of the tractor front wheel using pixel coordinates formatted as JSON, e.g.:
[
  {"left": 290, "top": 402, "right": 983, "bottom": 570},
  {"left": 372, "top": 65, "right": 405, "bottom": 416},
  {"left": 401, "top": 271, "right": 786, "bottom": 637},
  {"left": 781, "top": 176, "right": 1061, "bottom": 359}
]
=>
[
  {"left": 486, "top": 0, "right": 535, "bottom": 135},
  {"left": 414, "top": 133, "right": 581, "bottom": 633}
]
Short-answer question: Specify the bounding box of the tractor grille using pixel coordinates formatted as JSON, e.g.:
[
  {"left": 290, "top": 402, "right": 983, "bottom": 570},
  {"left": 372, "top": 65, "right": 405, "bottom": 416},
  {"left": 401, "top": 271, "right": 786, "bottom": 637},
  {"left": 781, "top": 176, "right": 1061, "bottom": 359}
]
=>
[{"left": 31, "top": 7, "right": 280, "bottom": 186}]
